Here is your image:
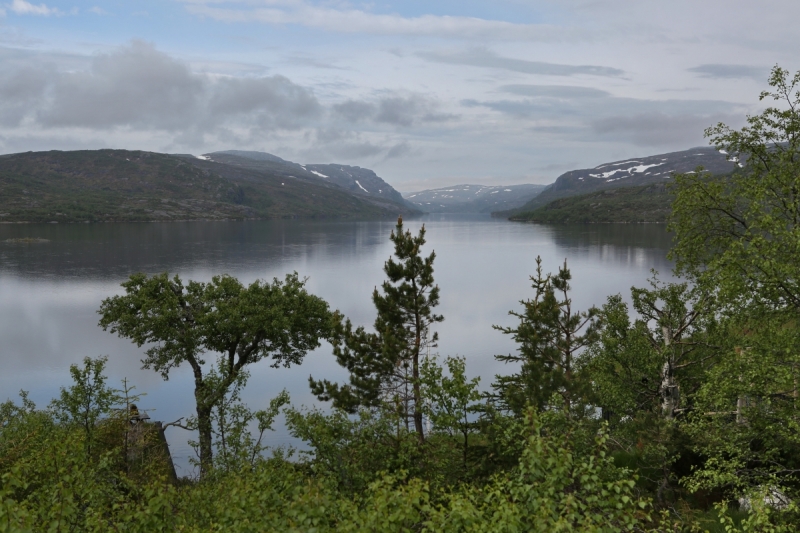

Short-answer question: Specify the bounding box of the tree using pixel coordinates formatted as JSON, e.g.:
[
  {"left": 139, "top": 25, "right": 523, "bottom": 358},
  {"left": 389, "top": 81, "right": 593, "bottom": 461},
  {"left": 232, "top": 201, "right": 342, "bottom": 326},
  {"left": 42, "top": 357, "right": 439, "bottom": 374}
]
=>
[
  {"left": 588, "top": 276, "right": 717, "bottom": 422},
  {"left": 492, "top": 257, "right": 598, "bottom": 417},
  {"left": 420, "top": 355, "right": 481, "bottom": 470},
  {"left": 310, "top": 217, "right": 443, "bottom": 443},
  {"left": 670, "top": 65, "right": 800, "bottom": 313},
  {"left": 586, "top": 277, "right": 718, "bottom": 503},
  {"left": 99, "top": 271, "right": 332, "bottom": 476},
  {"left": 669, "top": 64, "right": 800, "bottom": 513},
  {"left": 49, "top": 356, "right": 121, "bottom": 458}
]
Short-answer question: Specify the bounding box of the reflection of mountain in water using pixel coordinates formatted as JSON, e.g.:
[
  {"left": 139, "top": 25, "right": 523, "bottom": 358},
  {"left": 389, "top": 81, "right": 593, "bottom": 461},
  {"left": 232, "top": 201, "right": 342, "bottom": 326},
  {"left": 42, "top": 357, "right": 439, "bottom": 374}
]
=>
[
  {"left": 0, "top": 219, "right": 398, "bottom": 280},
  {"left": 548, "top": 224, "right": 673, "bottom": 272}
]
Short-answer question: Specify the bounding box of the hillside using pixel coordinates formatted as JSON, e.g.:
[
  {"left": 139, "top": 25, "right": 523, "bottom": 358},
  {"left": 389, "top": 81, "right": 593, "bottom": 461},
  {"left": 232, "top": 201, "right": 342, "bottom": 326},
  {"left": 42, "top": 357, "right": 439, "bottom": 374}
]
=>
[
  {"left": 498, "top": 147, "right": 739, "bottom": 217},
  {"left": 207, "top": 151, "right": 415, "bottom": 212},
  {"left": 0, "top": 150, "right": 417, "bottom": 224},
  {"left": 404, "top": 184, "right": 546, "bottom": 213},
  {"left": 510, "top": 183, "right": 672, "bottom": 224}
]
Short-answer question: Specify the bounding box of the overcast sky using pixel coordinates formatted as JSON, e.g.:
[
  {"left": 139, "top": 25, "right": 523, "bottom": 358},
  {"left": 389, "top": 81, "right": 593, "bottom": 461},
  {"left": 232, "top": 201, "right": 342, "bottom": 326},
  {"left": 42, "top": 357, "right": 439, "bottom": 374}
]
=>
[{"left": 0, "top": 0, "right": 796, "bottom": 190}]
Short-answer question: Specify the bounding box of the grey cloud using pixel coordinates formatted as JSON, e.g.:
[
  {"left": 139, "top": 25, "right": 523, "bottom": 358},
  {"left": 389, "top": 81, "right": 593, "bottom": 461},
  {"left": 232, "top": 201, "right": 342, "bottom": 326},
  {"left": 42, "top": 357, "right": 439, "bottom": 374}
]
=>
[
  {"left": 209, "top": 76, "right": 321, "bottom": 129},
  {"left": 333, "top": 94, "right": 456, "bottom": 127},
  {"left": 0, "top": 67, "right": 48, "bottom": 126},
  {"left": 284, "top": 55, "right": 348, "bottom": 70},
  {"left": 385, "top": 141, "right": 411, "bottom": 160},
  {"left": 500, "top": 84, "right": 610, "bottom": 99},
  {"left": 305, "top": 128, "right": 410, "bottom": 161},
  {"left": 420, "top": 48, "right": 625, "bottom": 78},
  {"left": 376, "top": 97, "right": 421, "bottom": 126},
  {"left": 332, "top": 100, "right": 375, "bottom": 122},
  {"left": 465, "top": 84, "right": 745, "bottom": 148},
  {"left": 687, "top": 64, "right": 770, "bottom": 81},
  {"left": 40, "top": 41, "right": 203, "bottom": 129},
  {"left": 4, "top": 41, "right": 321, "bottom": 136},
  {"left": 590, "top": 112, "right": 742, "bottom": 146}
]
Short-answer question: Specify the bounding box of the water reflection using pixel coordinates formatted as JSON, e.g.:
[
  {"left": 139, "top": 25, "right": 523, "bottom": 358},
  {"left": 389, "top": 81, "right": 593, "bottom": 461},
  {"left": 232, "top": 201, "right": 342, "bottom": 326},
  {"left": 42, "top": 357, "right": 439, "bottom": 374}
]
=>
[{"left": 0, "top": 216, "right": 674, "bottom": 474}]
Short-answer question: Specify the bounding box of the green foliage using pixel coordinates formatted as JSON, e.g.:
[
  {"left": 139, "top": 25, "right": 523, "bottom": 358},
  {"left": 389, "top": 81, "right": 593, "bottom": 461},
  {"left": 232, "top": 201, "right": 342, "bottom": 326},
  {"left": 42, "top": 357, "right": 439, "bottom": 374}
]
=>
[
  {"left": 493, "top": 256, "right": 598, "bottom": 417},
  {"left": 588, "top": 276, "right": 717, "bottom": 421},
  {"left": 684, "top": 315, "right": 800, "bottom": 507},
  {"left": 186, "top": 366, "right": 290, "bottom": 474},
  {"left": 99, "top": 270, "right": 333, "bottom": 475},
  {"left": 311, "top": 217, "right": 443, "bottom": 442},
  {"left": 49, "top": 356, "right": 122, "bottom": 458},
  {"left": 284, "top": 405, "right": 424, "bottom": 495},
  {"left": 665, "top": 66, "right": 800, "bottom": 525},
  {"left": 421, "top": 355, "right": 482, "bottom": 470},
  {"left": 511, "top": 183, "right": 673, "bottom": 224},
  {"left": 670, "top": 65, "right": 800, "bottom": 313}
]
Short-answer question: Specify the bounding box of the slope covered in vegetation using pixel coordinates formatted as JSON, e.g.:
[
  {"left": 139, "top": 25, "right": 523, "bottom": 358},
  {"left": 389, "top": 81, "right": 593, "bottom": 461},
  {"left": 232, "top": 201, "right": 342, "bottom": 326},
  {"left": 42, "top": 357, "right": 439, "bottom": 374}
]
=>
[
  {"left": 0, "top": 150, "right": 414, "bottom": 223},
  {"left": 510, "top": 183, "right": 672, "bottom": 223}
]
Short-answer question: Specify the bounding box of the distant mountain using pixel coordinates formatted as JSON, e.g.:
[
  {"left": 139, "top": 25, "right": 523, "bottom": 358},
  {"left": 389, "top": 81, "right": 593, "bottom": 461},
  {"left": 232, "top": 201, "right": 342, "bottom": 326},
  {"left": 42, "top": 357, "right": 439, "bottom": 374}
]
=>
[
  {"left": 207, "top": 151, "right": 415, "bottom": 212},
  {"left": 501, "top": 147, "right": 739, "bottom": 216},
  {"left": 404, "top": 184, "right": 546, "bottom": 213},
  {"left": 0, "top": 149, "right": 419, "bottom": 223}
]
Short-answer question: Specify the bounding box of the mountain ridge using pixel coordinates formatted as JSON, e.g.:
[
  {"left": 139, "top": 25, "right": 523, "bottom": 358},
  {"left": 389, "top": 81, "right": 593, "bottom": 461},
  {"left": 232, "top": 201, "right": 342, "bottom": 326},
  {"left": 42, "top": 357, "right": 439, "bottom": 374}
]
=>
[
  {"left": 404, "top": 183, "right": 546, "bottom": 213},
  {"left": 0, "top": 149, "right": 418, "bottom": 223},
  {"left": 498, "top": 146, "right": 739, "bottom": 217}
]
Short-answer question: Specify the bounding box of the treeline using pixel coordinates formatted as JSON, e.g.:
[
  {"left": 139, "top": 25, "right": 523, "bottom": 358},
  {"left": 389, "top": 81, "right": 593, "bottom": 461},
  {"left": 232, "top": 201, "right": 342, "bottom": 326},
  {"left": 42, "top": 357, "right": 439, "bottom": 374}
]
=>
[{"left": 4, "top": 66, "right": 800, "bottom": 532}]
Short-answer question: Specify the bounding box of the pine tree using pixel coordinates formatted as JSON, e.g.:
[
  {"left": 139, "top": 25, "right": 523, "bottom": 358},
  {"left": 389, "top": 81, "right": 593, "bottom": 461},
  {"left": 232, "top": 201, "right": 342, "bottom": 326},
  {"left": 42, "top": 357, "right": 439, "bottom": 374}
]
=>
[
  {"left": 310, "top": 217, "right": 443, "bottom": 443},
  {"left": 493, "top": 257, "right": 598, "bottom": 417}
]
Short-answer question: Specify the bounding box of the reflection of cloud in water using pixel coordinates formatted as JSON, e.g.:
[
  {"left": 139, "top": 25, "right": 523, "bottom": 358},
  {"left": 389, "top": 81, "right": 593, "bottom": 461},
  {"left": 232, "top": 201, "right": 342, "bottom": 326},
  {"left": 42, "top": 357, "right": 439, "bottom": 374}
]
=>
[{"left": 0, "top": 216, "right": 673, "bottom": 475}]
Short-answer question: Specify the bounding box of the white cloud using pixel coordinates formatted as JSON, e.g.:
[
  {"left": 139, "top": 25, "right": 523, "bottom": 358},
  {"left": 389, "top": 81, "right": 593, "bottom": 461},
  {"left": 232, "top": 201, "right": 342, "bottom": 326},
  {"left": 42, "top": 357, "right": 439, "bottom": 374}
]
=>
[
  {"left": 7, "top": 0, "right": 61, "bottom": 16},
  {"left": 180, "top": 0, "right": 574, "bottom": 41}
]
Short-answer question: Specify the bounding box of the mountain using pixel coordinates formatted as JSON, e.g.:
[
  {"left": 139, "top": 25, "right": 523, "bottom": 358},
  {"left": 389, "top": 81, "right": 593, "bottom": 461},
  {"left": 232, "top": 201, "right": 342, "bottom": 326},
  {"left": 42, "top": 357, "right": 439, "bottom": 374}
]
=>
[
  {"left": 404, "top": 184, "right": 546, "bottom": 213},
  {"left": 501, "top": 147, "right": 739, "bottom": 217},
  {"left": 206, "top": 151, "right": 415, "bottom": 211},
  {"left": 510, "top": 183, "right": 672, "bottom": 224},
  {"left": 0, "top": 150, "right": 418, "bottom": 223}
]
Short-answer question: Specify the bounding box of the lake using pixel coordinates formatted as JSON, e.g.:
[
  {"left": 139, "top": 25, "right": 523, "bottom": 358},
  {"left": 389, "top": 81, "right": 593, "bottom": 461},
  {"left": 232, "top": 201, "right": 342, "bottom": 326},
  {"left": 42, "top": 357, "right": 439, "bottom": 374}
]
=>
[{"left": 0, "top": 215, "right": 674, "bottom": 474}]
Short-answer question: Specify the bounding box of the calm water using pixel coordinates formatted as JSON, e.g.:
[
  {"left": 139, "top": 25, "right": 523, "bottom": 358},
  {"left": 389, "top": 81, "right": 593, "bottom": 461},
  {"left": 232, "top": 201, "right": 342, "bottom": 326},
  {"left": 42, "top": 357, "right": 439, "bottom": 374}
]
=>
[{"left": 0, "top": 215, "right": 673, "bottom": 474}]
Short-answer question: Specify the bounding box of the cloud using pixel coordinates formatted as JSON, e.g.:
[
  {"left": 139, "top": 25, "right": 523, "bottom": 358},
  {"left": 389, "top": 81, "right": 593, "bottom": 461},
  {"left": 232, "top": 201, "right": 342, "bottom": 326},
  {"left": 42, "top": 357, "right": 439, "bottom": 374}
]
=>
[
  {"left": 8, "top": 0, "right": 60, "bottom": 16},
  {"left": 0, "top": 66, "right": 48, "bottom": 125},
  {"left": 0, "top": 41, "right": 321, "bottom": 138},
  {"left": 464, "top": 84, "right": 745, "bottom": 147},
  {"left": 687, "top": 64, "right": 770, "bottom": 81},
  {"left": 208, "top": 75, "right": 321, "bottom": 129},
  {"left": 87, "top": 6, "right": 107, "bottom": 15},
  {"left": 499, "top": 84, "right": 610, "bottom": 99},
  {"left": 385, "top": 141, "right": 411, "bottom": 160},
  {"left": 179, "top": 1, "right": 574, "bottom": 41},
  {"left": 419, "top": 48, "right": 624, "bottom": 78},
  {"left": 39, "top": 41, "right": 204, "bottom": 129},
  {"left": 283, "top": 55, "right": 348, "bottom": 70},
  {"left": 590, "top": 112, "right": 743, "bottom": 146},
  {"left": 333, "top": 94, "right": 457, "bottom": 127}
]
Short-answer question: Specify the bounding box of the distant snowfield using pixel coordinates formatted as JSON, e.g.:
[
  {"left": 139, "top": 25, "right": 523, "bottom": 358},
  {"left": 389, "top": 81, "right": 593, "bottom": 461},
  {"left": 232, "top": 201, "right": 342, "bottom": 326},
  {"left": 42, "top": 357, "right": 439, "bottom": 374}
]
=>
[
  {"left": 589, "top": 162, "right": 663, "bottom": 179},
  {"left": 309, "top": 170, "right": 328, "bottom": 178}
]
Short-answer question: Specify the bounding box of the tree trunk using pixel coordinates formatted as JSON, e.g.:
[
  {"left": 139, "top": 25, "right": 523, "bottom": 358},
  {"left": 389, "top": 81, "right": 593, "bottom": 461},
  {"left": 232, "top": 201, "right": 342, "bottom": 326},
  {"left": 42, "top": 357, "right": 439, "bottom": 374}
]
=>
[
  {"left": 196, "top": 400, "right": 213, "bottom": 476},
  {"left": 412, "top": 351, "right": 425, "bottom": 444},
  {"left": 660, "top": 326, "right": 679, "bottom": 419}
]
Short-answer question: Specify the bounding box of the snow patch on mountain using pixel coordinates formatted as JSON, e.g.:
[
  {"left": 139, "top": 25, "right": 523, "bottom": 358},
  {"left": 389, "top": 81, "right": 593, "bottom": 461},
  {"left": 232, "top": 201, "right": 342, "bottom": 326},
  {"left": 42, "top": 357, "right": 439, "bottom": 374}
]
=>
[{"left": 589, "top": 163, "right": 663, "bottom": 179}]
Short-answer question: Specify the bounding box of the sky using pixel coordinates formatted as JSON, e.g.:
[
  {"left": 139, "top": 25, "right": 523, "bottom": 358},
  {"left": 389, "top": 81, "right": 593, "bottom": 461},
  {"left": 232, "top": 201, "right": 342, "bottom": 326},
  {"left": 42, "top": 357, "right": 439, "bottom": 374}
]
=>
[{"left": 0, "top": 0, "right": 796, "bottom": 191}]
